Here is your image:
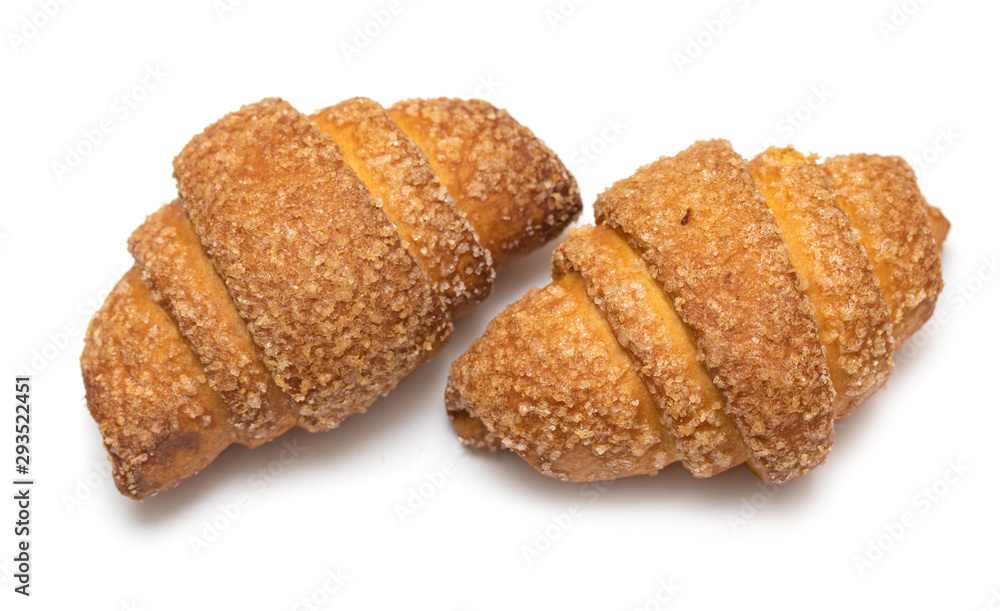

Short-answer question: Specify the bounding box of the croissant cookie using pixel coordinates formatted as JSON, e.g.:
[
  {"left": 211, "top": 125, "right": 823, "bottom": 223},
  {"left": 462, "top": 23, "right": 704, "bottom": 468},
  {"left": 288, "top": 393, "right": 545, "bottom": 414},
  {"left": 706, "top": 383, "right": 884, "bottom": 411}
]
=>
[
  {"left": 447, "top": 141, "right": 948, "bottom": 484},
  {"left": 81, "top": 97, "right": 581, "bottom": 499}
]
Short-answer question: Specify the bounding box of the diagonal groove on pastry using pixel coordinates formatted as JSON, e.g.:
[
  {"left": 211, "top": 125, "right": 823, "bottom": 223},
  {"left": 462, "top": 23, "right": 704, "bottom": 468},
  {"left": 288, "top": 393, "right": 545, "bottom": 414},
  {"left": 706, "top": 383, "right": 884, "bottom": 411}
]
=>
[
  {"left": 447, "top": 140, "right": 949, "bottom": 484},
  {"left": 311, "top": 97, "right": 492, "bottom": 316},
  {"left": 81, "top": 97, "right": 581, "bottom": 499},
  {"left": 552, "top": 224, "right": 748, "bottom": 478}
]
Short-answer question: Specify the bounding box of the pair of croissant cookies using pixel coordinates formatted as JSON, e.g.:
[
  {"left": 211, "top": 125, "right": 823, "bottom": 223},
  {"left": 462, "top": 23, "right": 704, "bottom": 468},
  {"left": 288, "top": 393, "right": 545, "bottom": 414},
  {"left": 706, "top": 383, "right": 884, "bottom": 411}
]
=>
[{"left": 81, "top": 98, "right": 947, "bottom": 499}]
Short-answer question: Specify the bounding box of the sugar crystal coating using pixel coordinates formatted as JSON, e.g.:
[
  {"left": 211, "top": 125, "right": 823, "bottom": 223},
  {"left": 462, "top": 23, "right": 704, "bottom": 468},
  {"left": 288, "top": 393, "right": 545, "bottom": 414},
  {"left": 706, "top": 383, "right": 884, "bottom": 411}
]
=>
[
  {"left": 446, "top": 275, "right": 678, "bottom": 481},
  {"left": 553, "top": 224, "right": 747, "bottom": 477},
  {"left": 129, "top": 200, "right": 298, "bottom": 445},
  {"left": 311, "top": 97, "right": 493, "bottom": 316},
  {"left": 595, "top": 141, "right": 836, "bottom": 483},
  {"left": 388, "top": 98, "right": 582, "bottom": 266},
  {"left": 822, "top": 154, "right": 945, "bottom": 345},
  {"left": 173, "top": 98, "right": 451, "bottom": 430},
  {"left": 749, "top": 148, "right": 894, "bottom": 417},
  {"left": 80, "top": 269, "right": 235, "bottom": 499},
  {"left": 81, "top": 96, "right": 580, "bottom": 499},
  {"left": 448, "top": 141, "right": 948, "bottom": 486}
]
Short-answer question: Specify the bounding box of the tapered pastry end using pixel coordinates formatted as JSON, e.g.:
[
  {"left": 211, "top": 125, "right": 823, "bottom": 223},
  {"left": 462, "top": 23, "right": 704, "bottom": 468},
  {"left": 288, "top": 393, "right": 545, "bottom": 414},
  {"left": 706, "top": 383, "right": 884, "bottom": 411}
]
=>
[
  {"left": 81, "top": 268, "right": 236, "bottom": 500},
  {"left": 388, "top": 98, "right": 583, "bottom": 267}
]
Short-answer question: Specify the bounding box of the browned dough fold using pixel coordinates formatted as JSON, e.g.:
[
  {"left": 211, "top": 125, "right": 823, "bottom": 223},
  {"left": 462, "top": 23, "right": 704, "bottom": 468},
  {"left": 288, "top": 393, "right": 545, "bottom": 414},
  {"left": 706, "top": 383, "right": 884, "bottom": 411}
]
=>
[
  {"left": 81, "top": 97, "right": 581, "bottom": 499},
  {"left": 447, "top": 141, "right": 947, "bottom": 484}
]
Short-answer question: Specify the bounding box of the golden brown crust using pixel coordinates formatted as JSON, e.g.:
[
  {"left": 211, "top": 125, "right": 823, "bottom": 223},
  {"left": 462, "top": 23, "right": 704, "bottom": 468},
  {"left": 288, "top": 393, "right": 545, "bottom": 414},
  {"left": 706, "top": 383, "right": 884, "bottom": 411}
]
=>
[
  {"left": 311, "top": 97, "right": 493, "bottom": 316},
  {"left": 80, "top": 268, "right": 236, "bottom": 500},
  {"left": 454, "top": 141, "right": 949, "bottom": 481},
  {"left": 749, "top": 148, "right": 894, "bottom": 417},
  {"left": 387, "top": 98, "right": 582, "bottom": 266},
  {"left": 83, "top": 96, "right": 580, "bottom": 499},
  {"left": 173, "top": 98, "right": 451, "bottom": 430},
  {"left": 446, "top": 275, "right": 678, "bottom": 481},
  {"left": 595, "top": 141, "right": 836, "bottom": 483},
  {"left": 822, "top": 155, "right": 944, "bottom": 346},
  {"left": 128, "top": 200, "right": 298, "bottom": 446},
  {"left": 553, "top": 225, "right": 747, "bottom": 477},
  {"left": 446, "top": 402, "right": 502, "bottom": 451},
  {"left": 450, "top": 142, "right": 950, "bottom": 486},
  {"left": 926, "top": 203, "right": 951, "bottom": 248}
]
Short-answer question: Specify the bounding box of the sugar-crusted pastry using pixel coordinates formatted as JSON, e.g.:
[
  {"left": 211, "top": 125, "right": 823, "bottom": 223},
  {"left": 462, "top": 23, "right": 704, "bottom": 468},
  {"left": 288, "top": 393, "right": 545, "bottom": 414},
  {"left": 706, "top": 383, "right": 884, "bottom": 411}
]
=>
[
  {"left": 447, "top": 141, "right": 947, "bottom": 484},
  {"left": 81, "top": 97, "right": 581, "bottom": 499}
]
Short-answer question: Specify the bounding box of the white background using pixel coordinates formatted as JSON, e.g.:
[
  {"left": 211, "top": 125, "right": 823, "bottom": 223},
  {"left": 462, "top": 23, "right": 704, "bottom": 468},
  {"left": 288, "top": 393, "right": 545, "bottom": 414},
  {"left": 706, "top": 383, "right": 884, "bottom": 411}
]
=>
[{"left": 2, "top": 0, "right": 998, "bottom": 609}]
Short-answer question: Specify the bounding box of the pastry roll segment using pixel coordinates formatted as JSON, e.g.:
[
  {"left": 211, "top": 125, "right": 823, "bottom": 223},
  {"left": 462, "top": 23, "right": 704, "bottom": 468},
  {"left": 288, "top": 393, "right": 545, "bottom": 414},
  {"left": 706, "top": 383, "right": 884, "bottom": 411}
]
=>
[
  {"left": 83, "top": 96, "right": 580, "bottom": 499},
  {"left": 749, "top": 148, "right": 894, "bottom": 417},
  {"left": 822, "top": 155, "right": 944, "bottom": 346},
  {"left": 311, "top": 97, "right": 493, "bottom": 316},
  {"left": 388, "top": 98, "right": 581, "bottom": 267},
  {"left": 174, "top": 98, "right": 451, "bottom": 431},
  {"left": 594, "top": 140, "right": 836, "bottom": 483},
  {"left": 446, "top": 274, "right": 678, "bottom": 481},
  {"left": 80, "top": 268, "right": 236, "bottom": 499},
  {"left": 449, "top": 141, "right": 950, "bottom": 486},
  {"left": 128, "top": 200, "right": 298, "bottom": 446},
  {"left": 553, "top": 225, "right": 747, "bottom": 477}
]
